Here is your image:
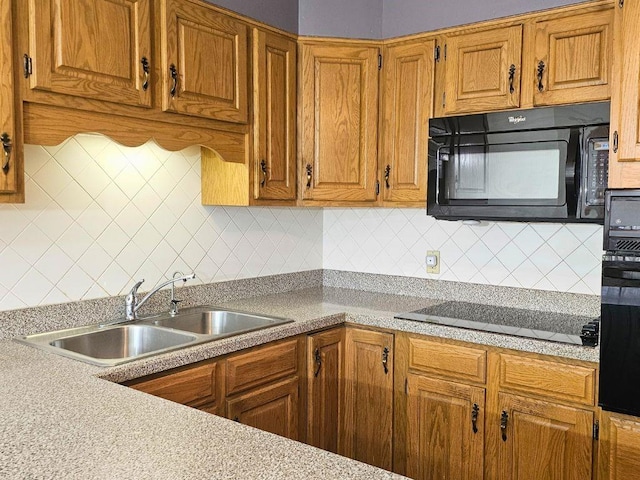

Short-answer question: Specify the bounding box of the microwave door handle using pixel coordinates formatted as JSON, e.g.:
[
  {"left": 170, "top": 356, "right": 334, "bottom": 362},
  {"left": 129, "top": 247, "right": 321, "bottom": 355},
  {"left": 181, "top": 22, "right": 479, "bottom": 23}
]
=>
[{"left": 566, "top": 130, "right": 580, "bottom": 214}]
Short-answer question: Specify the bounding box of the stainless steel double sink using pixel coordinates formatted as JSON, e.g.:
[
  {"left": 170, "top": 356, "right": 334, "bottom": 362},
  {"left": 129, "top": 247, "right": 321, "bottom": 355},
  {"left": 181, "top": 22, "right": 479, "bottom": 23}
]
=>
[{"left": 17, "top": 307, "right": 293, "bottom": 367}]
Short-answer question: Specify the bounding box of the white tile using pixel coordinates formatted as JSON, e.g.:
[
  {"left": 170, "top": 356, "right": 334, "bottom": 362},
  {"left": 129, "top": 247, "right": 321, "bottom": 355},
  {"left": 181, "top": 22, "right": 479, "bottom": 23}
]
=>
[
  {"left": 12, "top": 224, "right": 51, "bottom": 264},
  {"left": 115, "top": 242, "right": 148, "bottom": 277},
  {"left": 32, "top": 159, "right": 73, "bottom": 198},
  {"left": 132, "top": 184, "right": 162, "bottom": 218},
  {"left": 165, "top": 222, "right": 193, "bottom": 254},
  {"left": 97, "top": 263, "right": 130, "bottom": 296},
  {"left": 132, "top": 223, "right": 163, "bottom": 254},
  {"left": 148, "top": 166, "right": 174, "bottom": 196},
  {"left": 41, "top": 287, "right": 71, "bottom": 306},
  {"left": 132, "top": 261, "right": 164, "bottom": 289},
  {"left": 478, "top": 224, "right": 511, "bottom": 254},
  {"left": 194, "top": 255, "right": 217, "bottom": 283},
  {"left": 0, "top": 208, "right": 31, "bottom": 244},
  {"left": 16, "top": 179, "right": 53, "bottom": 222},
  {"left": 512, "top": 227, "right": 545, "bottom": 256},
  {"left": 33, "top": 207, "right": 74, "bottom": 242},
  {"left": 75, "top": 161, "right": 111, "bottom": 196},
  {"left": 164, "top": 152, "right": 192, "bottom": 180},
  {"left": 208, "top": 237, "right": 232, "bottom": 267},
  {"left": 54, "top": 138, "right": 94, "bottom": 178},
  {"left": 495, "top": 243, "right": 526, "bottom": 272},
  {"left": 450, "top": 255, "right": 478, "bottom": 282},
  {"left": 481, "top": 258, "right": 511, "bottom": 285},
  {"left": 193, "top": 221, "right": 218, "bottom": 252},
  {"left": 530, "top": 222, "right": 562, "bottom": 240},
  {"left": 179, "top": 203, "right": 207, "bottom": 233},
  {"left": 95, "top": 183, "right": 130, "bottom": 219},
  {"left": 148, "top": 240, "right": 180, "bottom": 276},
  {"left": 77, "top": 244, "right": 112, "bottom": 280},
  {"left": 57, "top": 265, "right": 94, "bottom": 300},
  {"left": 23, "top": 144, "right": 53, "bottom": 177},
  {"left": 466, "top": 241, "right": 494, "bottom": 269},
  {"left": 567, "top": 223, "right": 602, "bottom": 242},
  {"left": 0, "top": 246, "right": 32, "bottom": 289},
  {"left": 97, "top": 224, "right": 130, "bottom": 258},
  {"left": 83, "top": 283, "right": 109, "bottom": 301},
  {"left": 95, "top": 142, "right": 128, "bottom": 179},
  {"left": 13, "top": 269, "right": 54, "bottom": 305},
  {"left": 546, "top": 262, "right": 581, "bottom": 291},
  {"left": 77, "top": 203, "right": 112, "bottom": 239},
  {"left": 114, "top": 164, "right": 146, "bottom": 200},
  {"left": 564, "top": 245, "right": 600, "bottom": 278},
  {"left": 0, "top": 291, "right": 27, "bottom": 311},
  {"left": 34, "top": 245, "right": 74, "bottom": 285},
  {"left": 127, "top": 144, "right": 163, "bottom": 181},
  {"left": 54, "top": 181, "right": 93, "bottom": 218},
  {"left": 43, "top": 138, "right": 71, "bottom": 156},
  {"left": 511, "top": 260, "right": 544, "bottom": 288},
  {"left": 74, "top": 133, "right": 112, "bottom": 158},
  {"left": 547, "top": 227, "right": 581, "bottom": 257},
  {"left": 114, "top": 203, "right": 147, "bottom": 238},
  {"left": 149, "top": 207, "right": 178, "bottom": 236},
  {"left": 177, "top": 169, "right": 202, "bottom": 202},
  {"left": 528, "top": 244, "right": 562, "bottom": 276}
]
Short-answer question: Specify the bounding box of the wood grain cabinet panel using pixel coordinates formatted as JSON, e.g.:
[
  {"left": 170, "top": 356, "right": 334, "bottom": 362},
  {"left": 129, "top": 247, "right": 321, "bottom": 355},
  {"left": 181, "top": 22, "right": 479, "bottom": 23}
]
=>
[
  {"left": 609, "top": 0, "right": 640, "bottom": 186},
  {"left": 442, "top": 25, "right": 522, "bottom": 114},
  {"left": 161, "top": 0, "right": 248, "bottom": 123},
  {"left": 405, "top": 374, "right": 485, "bottom": 480},
  {"left": 0, "top": 0, "right": 22, "bottom": 201},
  {"left": 227, "top": 376, "right": 299, "bottom": 441},
  {"left": 533, "top": 8, "right": 613, "bottom": 106},
  {"left": 341, "top": 327, "right": 394, "bottom": 470},
  {"left": 307, "top": 327, "right": 344, "bottom": 454},
  {"left": 299, "top": 42, "right": 379, "bottom": 202},
  {"left": 408, "top": 337, "right": 486, "bottom": 384},
  {"left": 600, "top": 411, "right": 640, "bottom": 480},
  {"left": 253, "top": 28, "right": 296, "bottom": 201},
  {"left": 379, "top": 39, "right": 434, "bottom": 206},
  {"left": 497, "top": 393, "right": 594, "bottom": 480},
  {"left": 26, "top": 0, "right": 152, "bottom": 108}
]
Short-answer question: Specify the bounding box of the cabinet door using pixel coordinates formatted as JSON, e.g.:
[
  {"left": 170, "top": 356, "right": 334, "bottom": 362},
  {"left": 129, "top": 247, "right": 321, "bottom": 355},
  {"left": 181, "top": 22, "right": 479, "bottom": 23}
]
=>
[
  {"left": 26, "top": 0, "right": 152, "bottom": 108},
  {"left": 533, "top": 9, "right": 613, "bottom": 106},
  {"left": 600, "top": 411, "right": 640, "bottom": 480},
  {"left": 307, "top": 327, "right": 344, "bottom": 453},
  {"left": 443, "top": 25, "right": 522, "bottom": 114},
  {"left": 162, "top": 0, "right": 248, "bottom": 123},
  {"left": 380, "top": 39, "right": 434, "bottom": 205},
  {"left": 406, "top": 374, "right": 484, "bottom": 480},
  {"left": 342, "top": 328, "right": 394, "bottom": 470},
  {"left": 253, "top": 29, "right": 296, "bottom": 201},
  {"left": 498, "top": 393, "right": 594, "bottom": 480},
  {"left": 227, "top": 376, "right": 299, "bottom": 441},
  {"left": 609, "top": 0, "right": 640, "bottom": 186},
  {"left": 0, "top": 0, "right": 22, "bottom": 200},
  {"left": 299, "top": 42, "right": 379, "bottom": 202}
]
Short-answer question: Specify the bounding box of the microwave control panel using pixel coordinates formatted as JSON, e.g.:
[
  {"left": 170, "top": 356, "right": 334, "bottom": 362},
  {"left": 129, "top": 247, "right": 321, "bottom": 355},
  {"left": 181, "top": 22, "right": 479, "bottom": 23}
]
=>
[{"left": 585, "top": 138, "right": 609, "bottom": 206}]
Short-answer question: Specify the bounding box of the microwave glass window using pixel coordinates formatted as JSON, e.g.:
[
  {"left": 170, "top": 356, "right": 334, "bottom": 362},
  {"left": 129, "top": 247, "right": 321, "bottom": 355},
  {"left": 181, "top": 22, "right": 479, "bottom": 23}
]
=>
[{"left": 441, "top": 141, "right": 566, "bottom": 205}]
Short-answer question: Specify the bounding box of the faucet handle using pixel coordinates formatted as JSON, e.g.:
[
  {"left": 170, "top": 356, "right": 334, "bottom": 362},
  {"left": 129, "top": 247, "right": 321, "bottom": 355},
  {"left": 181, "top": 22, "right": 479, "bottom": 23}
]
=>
[{"left": 130, "top": 278, "right": 145, "bottom": 296}]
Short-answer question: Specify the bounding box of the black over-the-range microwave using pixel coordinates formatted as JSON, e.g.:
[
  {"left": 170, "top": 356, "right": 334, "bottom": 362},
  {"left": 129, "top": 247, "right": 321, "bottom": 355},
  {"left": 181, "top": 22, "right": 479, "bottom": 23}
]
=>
[{"left": 427, "top": 102, "right": 610, "bottom": 223}]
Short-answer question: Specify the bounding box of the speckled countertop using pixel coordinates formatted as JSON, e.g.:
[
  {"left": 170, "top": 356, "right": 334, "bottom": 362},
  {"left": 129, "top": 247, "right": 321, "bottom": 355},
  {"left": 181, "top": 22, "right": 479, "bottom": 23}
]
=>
[{"left": 0, "top": 284, "right": 599, "bottom": 479}]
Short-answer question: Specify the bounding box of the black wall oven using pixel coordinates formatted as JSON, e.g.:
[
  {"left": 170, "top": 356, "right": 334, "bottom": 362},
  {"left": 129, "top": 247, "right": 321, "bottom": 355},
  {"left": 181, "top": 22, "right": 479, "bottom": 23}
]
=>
[
  {"left": 427, "top": 102, "right": 610, "bottom": 223},
  {"left": 599, "top": 189, "right": 640, "bottom": 416}
]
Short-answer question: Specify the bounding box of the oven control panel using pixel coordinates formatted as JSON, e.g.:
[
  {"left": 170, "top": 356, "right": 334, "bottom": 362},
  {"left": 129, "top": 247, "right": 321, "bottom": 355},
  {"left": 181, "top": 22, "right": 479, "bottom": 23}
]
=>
[{"left": 585, "top": 138, "right": 609, "bottom": 206}]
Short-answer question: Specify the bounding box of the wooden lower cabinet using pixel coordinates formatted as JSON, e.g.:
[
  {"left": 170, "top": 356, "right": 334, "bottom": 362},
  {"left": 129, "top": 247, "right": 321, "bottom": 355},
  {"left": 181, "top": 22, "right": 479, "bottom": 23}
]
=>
[
  {"left": 496, "top": 392, "right": 594, "bottom": 480},
  {"left": 405, "top": 374, "right": 485, "bottom": 480},
  {"left": 227, "top": 376, "right": 299, "bottom": 440},
  {"left": 341, "top": 327, "right": 394, "bottom": 470},
  {"left": 306, "top": 327, "right": 344, "bottom": 453},
  {"left": 599, "top": 411, "right": 640, "bottom": 480}
]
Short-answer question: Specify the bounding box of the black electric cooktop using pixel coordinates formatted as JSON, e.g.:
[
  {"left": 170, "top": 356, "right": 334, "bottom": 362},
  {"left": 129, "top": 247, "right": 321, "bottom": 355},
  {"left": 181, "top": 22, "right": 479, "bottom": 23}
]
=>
[{"left": 394, "top": 301, "right": 599, "bottom": 347}]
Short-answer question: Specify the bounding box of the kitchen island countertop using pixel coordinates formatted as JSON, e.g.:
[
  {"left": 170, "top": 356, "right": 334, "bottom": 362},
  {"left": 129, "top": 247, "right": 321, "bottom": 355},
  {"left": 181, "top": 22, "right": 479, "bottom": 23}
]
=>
[{"left": 0, "top": 286, "right": 598, "bottom": 479}]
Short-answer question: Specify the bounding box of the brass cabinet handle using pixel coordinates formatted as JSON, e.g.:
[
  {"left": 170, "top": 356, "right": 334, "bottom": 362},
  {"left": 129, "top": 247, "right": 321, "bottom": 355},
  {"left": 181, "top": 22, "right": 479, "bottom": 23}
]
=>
[
  {"left": 382, "top": 347, "right": 390, "bottom": 374},
  {"left": 1, "top": 133, "right": 12, "bottom": 174},
  {"left": 260, "top": 160, "right": 267, "bottom": 187},
  {"left": 471, "top": 403, "right": 479, "bottom": 434},
  {"left": 508, "top": 64, "right": 516, "bottom": 94},
  {"left": 141, "top": 57, "right": 150, "bottom": 91},
  {"left": 500, "top": 410, "right": 509, "bottom": 442},
  {"left": 169, "top": 64, "right": 178, "bottom": 97},
  {"left": 384, "top": 165, "right": 391, "bottom": 189},
  {"left": 306, "top": 164, "right": 312, "bottom": 189},
  {"left": 314, "top": 348, "right": 322, "bottom": 377},
  {"left": 537, "top": 61, "right": 545, "bottom": 93},
  {"left": 613, "top": 131, "right": 619, "bottom": 153}
]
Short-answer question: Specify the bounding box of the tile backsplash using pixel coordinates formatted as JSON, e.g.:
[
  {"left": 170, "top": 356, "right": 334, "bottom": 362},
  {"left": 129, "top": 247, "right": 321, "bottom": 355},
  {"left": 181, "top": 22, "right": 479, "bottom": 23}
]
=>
[
  {"left": 0, "top": 135, "right": 323, "bottom": 311},
  {"left": 323, "top": 208, "right": 603, "bottom": 295},
  {"left": 0, "top": 135, "right": 603, "bottom": 312}
]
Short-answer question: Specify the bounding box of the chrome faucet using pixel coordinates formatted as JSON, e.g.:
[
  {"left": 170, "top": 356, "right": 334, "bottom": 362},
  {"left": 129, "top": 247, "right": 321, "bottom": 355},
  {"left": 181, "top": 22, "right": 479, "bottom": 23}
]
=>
[
  {"left": 124, "top": 273, "right": 196, "bottom": 321},
  {"left": 170, "top": 271, "right": 188, "bottom": 316}
]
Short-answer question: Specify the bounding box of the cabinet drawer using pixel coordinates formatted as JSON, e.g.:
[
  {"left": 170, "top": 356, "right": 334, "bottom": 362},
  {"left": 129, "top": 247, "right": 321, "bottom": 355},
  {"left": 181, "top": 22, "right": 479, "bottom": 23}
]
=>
[
  {"left": 496, "top": 353, "right": 596, "bottom": 406},
  {"left": 130, "top": 361, "right": 219, "bottom": 407},
  {"left": 226, "top": 337, "right": 300, "bottom": 395},
  {"left": 408, "top": 337, "right": 487, "bottom": 383}
]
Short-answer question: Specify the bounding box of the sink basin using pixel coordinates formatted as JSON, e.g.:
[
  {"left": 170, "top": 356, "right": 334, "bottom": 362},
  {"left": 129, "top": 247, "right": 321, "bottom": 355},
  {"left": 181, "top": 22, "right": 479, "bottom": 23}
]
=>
[
  {"left": 149, "top": 309, "right": 293, "bottom": 336},
  {"left": 50, "top": 325, "right": 197, "bottom": 361},
  {"left": 16, "top": 306, "right": 293, "bottom": 367}
]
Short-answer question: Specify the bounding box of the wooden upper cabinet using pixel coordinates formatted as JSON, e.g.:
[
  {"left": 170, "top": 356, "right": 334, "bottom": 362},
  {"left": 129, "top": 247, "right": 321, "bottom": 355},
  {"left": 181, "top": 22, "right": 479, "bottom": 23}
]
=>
[
  {"left": 26, "top": 0, "right": 152, "bottom": 108},
  {"left": 0, "top": 0, "right": 22, "bottom": 201},
  {"left": 341, "top": 327, "right": 394, "bottom": 470},
  {"left": 406, "top": 374, "right": 485, "bottom": 480},
  {"left": 161, "top": 0, "right": 248, "bottom": 123},
  {"left": 609, "top": 0, "right": 640, "bottom": 186},
  {"left": 532, "top": 8, "right": 613, "bottom": 106},
  {"left": 299, "top": 42, "right": 379, "bottom": 203},
  {"left": 497, "top": 393, "right": 594, "bottom": 480},
  {"left": 443, "top": 25, "right": 522, "bottom": 115},
  {"left": 253, "top": 29, "right": 296, "bottom": 201},
  {"left": 379, "top": 39, "right": 434, "bottom": 206}
]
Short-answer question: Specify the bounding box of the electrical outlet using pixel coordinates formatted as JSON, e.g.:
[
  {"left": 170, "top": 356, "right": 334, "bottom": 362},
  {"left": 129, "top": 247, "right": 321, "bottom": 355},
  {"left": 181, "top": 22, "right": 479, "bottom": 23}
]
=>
[{"left": 426, "top": 250, "right": 440, "bottom": 274}]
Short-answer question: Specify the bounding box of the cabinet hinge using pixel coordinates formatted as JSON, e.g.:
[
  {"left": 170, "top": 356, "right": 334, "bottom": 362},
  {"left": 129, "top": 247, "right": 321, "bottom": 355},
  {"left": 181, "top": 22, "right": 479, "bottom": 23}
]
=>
[
  {"left": 378, "top": 53, "right": 383, "bottom": 70},
  {"left": 404, "top": 378, "right": 409, "bottom": 395},
  {"left": 23, "top": 54, "right": 32, "bottom": 78},
  {"left": 434, "top": 45, "right": 440, "bottom": 62},
  {"left": 375, "top": 180, "right": 380, "bottom": 195},
  {"left": 593, "top": 421, "right": 600, "bottom": 440}
]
